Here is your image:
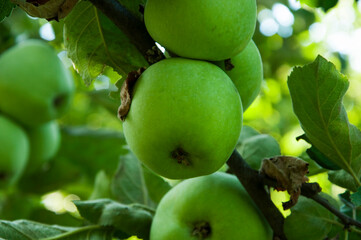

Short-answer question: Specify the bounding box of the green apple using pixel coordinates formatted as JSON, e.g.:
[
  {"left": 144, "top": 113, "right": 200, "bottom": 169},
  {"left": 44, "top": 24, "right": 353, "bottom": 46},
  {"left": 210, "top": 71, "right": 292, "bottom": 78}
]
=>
[
  {"left": 150, "top": 172, "right": 272, "bottom": 239},
  {"left": 216, "top": 40, "right": 263, "bottom": 111},
  {"left": 0, "top": 40, "right": 74, "bottom": 126},
  {"left": 123, "top": 58, "right": 242, "bottom": 179},
  {"left": 144, "top": 0, "right": 257, "bottom": 61},
  {"left": 0, "top": 115, "right": 29, "bottom": 187},
  {"left": 25, "top": 121, "right": 60, "bottom": 173}
]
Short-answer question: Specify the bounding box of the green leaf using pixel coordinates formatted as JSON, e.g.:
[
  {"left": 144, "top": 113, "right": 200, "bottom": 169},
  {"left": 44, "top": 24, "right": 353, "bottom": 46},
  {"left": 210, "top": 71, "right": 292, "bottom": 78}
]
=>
[
  {"left": 238, "top": 125, "right": 260, "bottom": 145},
  {"left": 74, "top": 199, "right": 153, "bottom": 239},
  {"left": 284, "top": 194, "right": 337, "bottom": 240},
  {"left": 328, "top": 170, "right": 359, "bottom": 192},
  {"left": 351, "top": 187, "right": 361, "bottom": 207},
  {"left": 142, "top": 166, "right": 171, "bottom": 204},
  {"left": 297, "top": 134, "right": 341, "bottom": 170},
  {"left": 288, "top": 55, "right": 361, "bottom": 186},
  {"left": 300, "top": 0, "right": 338, "bottom": 12},
  {"left": 64, "top": 0, "right": 148, "bottom": 85},
  {"left": 238, "top": 134, "right": 281, "bottom": 169},
  {"left": 0, "top": 0, "right": 14, "bottom": 22},
  {"left": 58, "top": 126, "right": 128, "bottom": 178},
  {"left": 88, "top": 89, "right": 120, "bottom": 114},
  {"left": 0, "top": 220, "right": 113, "bottom": 240},
  {"left": 298, "top": 152, "right": 326, "bottom": 176},
  {"left": 90, "top": 171, "right": 112, "bottom": 200},
  {"left": 111, "top": 154, "right": 151, "bottom": 205}
]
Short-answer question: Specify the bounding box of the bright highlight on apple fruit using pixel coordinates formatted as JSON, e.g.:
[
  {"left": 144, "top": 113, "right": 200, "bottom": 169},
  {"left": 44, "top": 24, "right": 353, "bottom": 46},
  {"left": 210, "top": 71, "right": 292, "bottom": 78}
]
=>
[
  {"left": 150, "top": 172, "right": 272, "bottom": 240},
  {"left": 0, "top": 40, "right": 74, "bottom": 127},
  {"left": 123, "top": 58, "right": 242, "bottom": 179},
  {"left": 144, "top": 0, "right": 257, "bottom": 61},
  {"left": 216, "top": 40, "right": 263, "bottom": 111}
]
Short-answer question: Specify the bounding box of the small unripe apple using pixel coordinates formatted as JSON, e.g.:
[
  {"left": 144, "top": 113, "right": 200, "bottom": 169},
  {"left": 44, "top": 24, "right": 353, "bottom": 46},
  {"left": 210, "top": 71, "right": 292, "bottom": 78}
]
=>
[
  {"left": 0, "top": 40, "right": 74, "bottom": 126},
  {"left": 216, "top": 40, "right": 263, "bottom": 111},
  {"left": 26, "top": 121, "right": 61, "bottom": 173},
  {"left": 144, "top": 0, "right": 257, "bottom": 61},
  {"left": 0, "top": 115, "right": 29, "bottom": 187},
  {"left": 150, "top": 172, "right": 272, "bottom": 239},
  {"left": 123, "top": 58, "right": 242, "bottom": 179}
]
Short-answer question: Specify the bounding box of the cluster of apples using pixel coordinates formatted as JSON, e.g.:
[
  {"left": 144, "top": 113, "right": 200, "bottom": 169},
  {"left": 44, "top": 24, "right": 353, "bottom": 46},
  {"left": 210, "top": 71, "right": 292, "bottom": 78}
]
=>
[
  {"left": 122, "top": 0, "right": 270, "bottom": 239},
  {"left": 0, "top": 40, "right": 74, "bottom": 187}
]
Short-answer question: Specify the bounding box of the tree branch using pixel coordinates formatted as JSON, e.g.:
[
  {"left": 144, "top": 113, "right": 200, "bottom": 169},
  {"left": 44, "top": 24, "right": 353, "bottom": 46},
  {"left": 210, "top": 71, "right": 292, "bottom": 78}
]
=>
[
  {"left": 88, "top": 0, "right": 164, "bottom": 64},
  {"left": 227, "top": 150, "right": 287, "bottom": 240}
]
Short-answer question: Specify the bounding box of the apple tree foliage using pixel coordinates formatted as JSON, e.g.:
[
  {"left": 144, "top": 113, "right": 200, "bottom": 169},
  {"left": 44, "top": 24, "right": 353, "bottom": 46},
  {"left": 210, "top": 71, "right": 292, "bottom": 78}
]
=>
[{"left": 1, "top": 0, "right": 361, "bottom": 239}]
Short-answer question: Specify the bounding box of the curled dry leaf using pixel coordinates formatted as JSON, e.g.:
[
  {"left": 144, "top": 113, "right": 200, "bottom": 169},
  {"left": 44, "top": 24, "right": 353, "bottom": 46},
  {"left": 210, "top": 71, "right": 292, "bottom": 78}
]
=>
[
  {"left": 118, "top": 67, "right": 146, "bottom": 121},
  {"left": 260, "top": 156, "right": 309, "bottom": 210},
  {"left": 11, "top": 0, "right": 78, "bottom": 21}
]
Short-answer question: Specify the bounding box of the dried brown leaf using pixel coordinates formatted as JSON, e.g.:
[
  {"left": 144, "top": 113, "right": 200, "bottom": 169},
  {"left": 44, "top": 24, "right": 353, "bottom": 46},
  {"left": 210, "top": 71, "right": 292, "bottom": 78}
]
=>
[
  {"left": 12, "top": 0, "right": 78, "bottom": 21},
  {"left": 118, "top": 67, "right": 146, "bottom": 121},
  {"left": 260, "top": 156, "right": 309, "bottom": 210}
]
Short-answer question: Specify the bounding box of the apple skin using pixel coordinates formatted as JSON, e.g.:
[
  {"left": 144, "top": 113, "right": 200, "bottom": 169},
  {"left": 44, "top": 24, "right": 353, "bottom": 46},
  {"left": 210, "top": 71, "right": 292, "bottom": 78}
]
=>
[
  {"left": 123, "top": 58, "right": 242, "bottom": 179},
  {"left": 0, "top": 115, "right": 29, "bottom": 187},
  {"left": 0, "top": 40, "right": 74, "bottom": 127},
  {"left": 144, "top": 0, "right": 257, "bottom": 61},
  {"left": 150, "top": 172, "right": 272, "bottom": 240},
  {"left": 215, "top": 40, "right": 263, "bottom": 111},
  {"left": 25, "top": 121, "right": 60, "bottom": 173}
]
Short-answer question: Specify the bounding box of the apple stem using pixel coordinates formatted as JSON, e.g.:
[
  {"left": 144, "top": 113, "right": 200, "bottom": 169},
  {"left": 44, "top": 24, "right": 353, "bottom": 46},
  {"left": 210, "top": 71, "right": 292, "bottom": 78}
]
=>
[
  {"left": 171, "top": 147, "right": 191, "bottom": 166},
  {"left": 192, "top": 221, "right": 211, "bottom": 238}
]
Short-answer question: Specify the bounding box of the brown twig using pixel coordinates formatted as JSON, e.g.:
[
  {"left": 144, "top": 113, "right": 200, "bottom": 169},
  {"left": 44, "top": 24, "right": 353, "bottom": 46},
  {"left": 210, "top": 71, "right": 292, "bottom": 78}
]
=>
[{"left": 227, "top": 150, "right": 287, "bottom": 240}]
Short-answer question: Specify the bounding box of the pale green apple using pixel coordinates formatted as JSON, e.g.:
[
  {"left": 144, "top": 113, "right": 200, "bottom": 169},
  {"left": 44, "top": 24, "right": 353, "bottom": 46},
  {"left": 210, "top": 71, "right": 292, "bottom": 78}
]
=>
[
  {"left": 0, "top": 40, "right": 74, "bottom": 126},
  {"left": 123, "top": 58, "right": 242, "bottom": 179},
  {"left": 0, "top": 115, "right": 29, "bottom": 187},
  {"left": 216, "top": 40, "right": 263, "bottom": 111},
  {"left": 144, "top": 0, "right": 257, "bottom": 61},
  {"left": 25, "top": 121, "right": 60, "bottom": 173},
  {"left": 150, "top": 172, "right": 272, "bottom": 239}
]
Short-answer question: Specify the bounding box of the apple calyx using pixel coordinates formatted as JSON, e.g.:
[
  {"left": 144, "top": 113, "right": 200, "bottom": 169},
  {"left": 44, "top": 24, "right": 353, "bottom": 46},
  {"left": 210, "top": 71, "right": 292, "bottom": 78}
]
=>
[
  {"left": 192, "top": 221, "right": 212, "bottom": 239},
  {"left": 224, "top": 59, "right": 234, "bottom": 71},
  {"left": 118, "top": 67, "right": 146, "bottom": 121},
  {"left": 171, "top": 147, "right": 191, "bottom": 166}
]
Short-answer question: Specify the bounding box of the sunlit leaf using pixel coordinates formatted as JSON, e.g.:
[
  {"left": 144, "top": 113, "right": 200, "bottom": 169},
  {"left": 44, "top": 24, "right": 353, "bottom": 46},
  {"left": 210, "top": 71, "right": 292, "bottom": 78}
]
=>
[
  {"left": 64, "top": 0, "right": 147, "bottom": 85},
  {"left": 288, "top": 55, "right": 361, "bottom": 186}
]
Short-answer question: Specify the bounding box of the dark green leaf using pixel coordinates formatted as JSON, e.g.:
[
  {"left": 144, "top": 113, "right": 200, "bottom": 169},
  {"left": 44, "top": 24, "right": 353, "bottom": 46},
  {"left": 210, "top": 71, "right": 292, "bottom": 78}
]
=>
[
  {"left": 237, "top": 125, "right": 260, "bottom": 145},
  {"left": 90, "top": 171, "right": 112, "bottom": 200},
  {"left": 328, "top": 170, "right": 359, "bottom": 192},
  {"left": 58, "top": 126, "right": 128, "bottom": 178},
  {"left": 64, "top": 0, "right": 147, "bottom": 85},
  {"left": 298, "top": 152, "right": 326, "bottom": 176},
  {"left": 74, "top": 199, "right": 153, "bottom": 239},
  {"left": 0, "top": 0, "right": 14, "bottom": 22},
  {"left": 111, "top": 154, "right": 151, "bottom": 205},
  {"left": 284, "top": 194, "right": 337, "bottom": 240},
  {"left": 288, "top": 55, "right": 361, "bottom": 185},
  {"left": 238, "top": 134, "right": 281, "bottom": 170},
  {"left": 142, "top": 166, "right": 171, "bottom": 204},
  {"left": 0, "top": 220, "right": 113, "bottom": 240},
  {"left": 88, "top": 89, "right": 120, "bottom": 114},
  {"left": 351, "top": 187, "right": 361, "bottom": 207},
  {"left": 297, "top": 134, "right": 341, "bottom": 170},
  {"left": 109, "top": 79, "right": 124, "bottom": 101}
]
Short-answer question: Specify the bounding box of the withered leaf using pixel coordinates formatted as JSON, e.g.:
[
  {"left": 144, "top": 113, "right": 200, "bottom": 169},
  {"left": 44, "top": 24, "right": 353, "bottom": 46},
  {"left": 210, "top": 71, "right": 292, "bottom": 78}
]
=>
[
  {"left": 118, "top": 67, "right": 146, "bottom": 121},
  {"left": 12, "top": 0, "right": 78, "bottom": 21},
  {"left": 260, "top": 156, "right": 309, "bottom": 210}
]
